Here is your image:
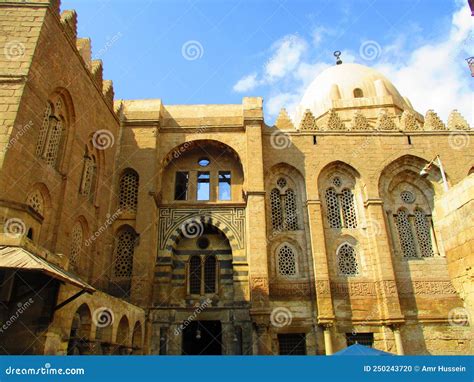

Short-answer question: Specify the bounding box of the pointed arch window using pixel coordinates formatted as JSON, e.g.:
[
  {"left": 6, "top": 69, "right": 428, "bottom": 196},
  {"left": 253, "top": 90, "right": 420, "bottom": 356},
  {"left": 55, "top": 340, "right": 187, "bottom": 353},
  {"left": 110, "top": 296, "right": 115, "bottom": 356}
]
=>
[
  {"left": 325, "top": 184, "right": 357, "bottom": 229},
  {"left": 36, "top": 97, "right": 67, "bottom": 168},
  {"left": 394, "top": 207, "right": 434, "bottom": 258},
  {"left": 69, "top": 222, "right": 84, "bottom": 269},
  {"left": 26, "top": 190, "right": 44, "bottom": 216},
  {"left": 80, "top": 147, "right": 97, "bottom": 200},
  {"left": 269, "top": 177, "right": 300, "bottom": 231},
  {"left": 111, "top": 227, "right": 137, "bottom": 298},
  {"left": 119, "top": 169, "right": 139, "bottom": 213},
  {"left": 414, "top": 209, "right": 434, "bottom": 257},
  {"left": 337, "top": 244, "right": 359, "bottom": 276},
  {"left": 277, "top": 244, "right": 297, "bottom": 277}
]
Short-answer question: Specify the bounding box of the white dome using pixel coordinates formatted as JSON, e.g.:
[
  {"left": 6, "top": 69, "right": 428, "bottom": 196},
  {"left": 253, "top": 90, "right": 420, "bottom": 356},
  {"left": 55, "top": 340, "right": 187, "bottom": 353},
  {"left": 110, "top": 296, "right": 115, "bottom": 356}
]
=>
[{"left": 297, "top": 63, "right": 411, "bottom": 120}]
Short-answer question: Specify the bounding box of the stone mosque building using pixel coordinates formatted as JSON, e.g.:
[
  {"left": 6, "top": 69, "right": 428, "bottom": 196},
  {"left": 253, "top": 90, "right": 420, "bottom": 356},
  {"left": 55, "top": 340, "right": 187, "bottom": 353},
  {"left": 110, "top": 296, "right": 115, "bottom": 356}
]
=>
[{"left": 0, "top": 0, "right": 473, "bottom": 356}]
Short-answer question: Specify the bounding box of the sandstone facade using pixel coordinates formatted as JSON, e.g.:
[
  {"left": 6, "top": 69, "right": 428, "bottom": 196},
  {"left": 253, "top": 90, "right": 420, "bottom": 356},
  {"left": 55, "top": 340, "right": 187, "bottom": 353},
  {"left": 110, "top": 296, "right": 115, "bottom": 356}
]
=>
[{"left": 0, "top": 0, "right": 472, "bottom": 355}]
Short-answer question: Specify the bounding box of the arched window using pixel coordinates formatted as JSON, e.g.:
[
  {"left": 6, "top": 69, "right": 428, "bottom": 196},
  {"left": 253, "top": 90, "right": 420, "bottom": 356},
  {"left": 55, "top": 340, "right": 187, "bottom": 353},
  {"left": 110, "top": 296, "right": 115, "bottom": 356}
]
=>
[
  {"left": 395, "top": 209, "right": 417, "bottom": 258},
  {"left": 111, "top": 227, "right": 136, "bottom": 298},
  {"left": 277, "top": 244, "right": 297, "bottom": 277},
  {"left": 337, "top": 244, "right": 359, "bottom": 275},
  {"left": 188, "top": 255, "right": 218, "bottom": 295},
  {"left": 36, "top": 97, "right": 67, "bottom": 168},
  {"left": 80, "top": 147, "right": 97, "bottom": 200},
  {"left": 414, "top": 209, "right": 434, "bottom": 257},
  {"left": 353, "top": 88, "right": 364, "bottom": 98},
  {"left": 69, "top": 222, "right": 83, "bottom": 269},
  {"left": 285, "top": 189, "right": 299, "bottom": 230},
  {"left": 269, "top": 177, "right": 300, "bottom": 231},
  {"left": 325, "top": 188, "right": 341, "bottom": 228},
  {"left": 204, "top": 256, "right": 216, "bottom": 293},
  {"left": 270, "top": 188, "right": 283, "bottom": 230},
  {"left": 325, "top": 185, "right": 357, "bottom": 229},
  {"left": 119, "top": 169, "right": 139, "bottom": 212},
  {"left": 341, "top": 189, "right": 357, "bottom": 228},
  {"left": 189, "top": 256, "right": 202, "bottom": 295},
  {"left": 26, "top": 190, "right": 44, "bottom": 216},
  {"left": 113, "top": 229, "right": 136, "bottom": 278}
]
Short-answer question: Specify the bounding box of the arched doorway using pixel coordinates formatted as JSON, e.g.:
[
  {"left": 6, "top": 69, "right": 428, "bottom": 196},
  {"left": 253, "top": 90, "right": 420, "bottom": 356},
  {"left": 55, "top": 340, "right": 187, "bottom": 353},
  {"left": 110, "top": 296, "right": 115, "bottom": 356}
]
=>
[{"left": 67, "top": 304, "right": 92, "bottom": 355}]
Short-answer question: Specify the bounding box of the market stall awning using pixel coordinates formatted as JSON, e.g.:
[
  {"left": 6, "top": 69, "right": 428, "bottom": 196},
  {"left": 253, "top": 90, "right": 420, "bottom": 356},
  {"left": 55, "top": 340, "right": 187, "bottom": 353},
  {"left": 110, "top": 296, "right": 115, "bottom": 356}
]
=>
[{"left": 0, "top": 246, "right": 95, "bottom": 293}]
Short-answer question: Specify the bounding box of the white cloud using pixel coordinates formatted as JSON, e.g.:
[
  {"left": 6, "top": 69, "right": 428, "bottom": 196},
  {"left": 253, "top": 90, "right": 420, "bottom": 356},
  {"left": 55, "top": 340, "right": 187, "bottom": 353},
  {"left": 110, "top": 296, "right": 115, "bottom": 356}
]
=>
[
  {"left": 264, "top": 35, "right": 307, "bottom": 81},
  {"left": 232, "top": 1, "right": 473, "bottom": 125},
  {"left": 375, "top": 2, "right": 473, "bottom": 124},
  {"left": 232, "top": 34, "right": 307, "bottom": 94},
  {"left": 232, "top": 73, "right": 259, "bottom": 92}
]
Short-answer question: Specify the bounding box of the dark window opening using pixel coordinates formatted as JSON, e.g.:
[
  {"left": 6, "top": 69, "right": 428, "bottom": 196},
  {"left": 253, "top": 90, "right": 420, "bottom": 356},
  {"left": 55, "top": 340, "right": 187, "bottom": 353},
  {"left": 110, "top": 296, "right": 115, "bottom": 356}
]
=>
[
  {"left": 197, "top": 237, "right": 210, "bottom": 249},
  {"left": 218, "top": 171, "right": 231, "bottom": 201},
  {"left": 189, "top": 256, "right": 201, "bottom": 294},
  {"left": 353, "top": 88, "right": 364, "bottom": 98},
  {"left": 313, "top": 135, "right": 317, "bottom": 145},
  {"left": 198, "top": 158, "right": 210, "bottom": 167},
  {"left": 174, "top": 172, "right": 189, "bottom": 200},
  {"left": 197, "top": 172, "right": 210, "bottom": 201},
  {"left": 204, "top": 256, "right": 216, "bottom": 293},
  {"left": 278, "top": 333, "right": 306, "bottom": 355},
  {"left": 346, "top": 333, "right": 374, "bottom": 347},
  {"left": 27, "top": 228, "right": 33, "bottom": 240},
  {"left": 407, "top": 135, "right": 412, "bottom": 145}
]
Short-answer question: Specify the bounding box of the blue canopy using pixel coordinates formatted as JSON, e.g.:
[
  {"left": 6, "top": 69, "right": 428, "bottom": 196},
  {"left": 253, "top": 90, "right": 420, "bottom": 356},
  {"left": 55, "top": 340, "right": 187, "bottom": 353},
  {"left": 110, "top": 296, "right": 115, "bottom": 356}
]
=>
[{"left": 333, "top": 344, "right": 394, "bottom": 356}]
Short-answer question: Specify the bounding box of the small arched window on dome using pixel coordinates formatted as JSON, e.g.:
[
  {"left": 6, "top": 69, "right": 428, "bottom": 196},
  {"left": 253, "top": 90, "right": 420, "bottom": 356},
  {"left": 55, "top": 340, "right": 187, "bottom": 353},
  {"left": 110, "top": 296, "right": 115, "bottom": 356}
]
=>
[{"left": 353, "top": 88, "right": 364, "bottom": 98}]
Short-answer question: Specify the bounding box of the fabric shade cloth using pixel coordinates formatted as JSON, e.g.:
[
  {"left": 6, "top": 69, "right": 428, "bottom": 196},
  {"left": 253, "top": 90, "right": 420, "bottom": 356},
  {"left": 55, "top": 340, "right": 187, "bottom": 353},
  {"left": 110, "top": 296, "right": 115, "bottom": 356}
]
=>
[
  {"left": 0, "top": 245, "right": 95, "bottom": 293},
  {"left": 333, "top": 344, "right": 394, "bottom": 356}
]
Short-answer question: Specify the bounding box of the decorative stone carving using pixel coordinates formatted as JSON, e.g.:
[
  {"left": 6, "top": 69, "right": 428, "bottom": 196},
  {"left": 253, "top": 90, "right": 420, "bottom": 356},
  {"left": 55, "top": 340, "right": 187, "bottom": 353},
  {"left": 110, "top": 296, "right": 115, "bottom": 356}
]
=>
[
  {"left": 325, "top": 109, "right": 345, "bottom": 131},
  {"left": 400, "top": 110, "right": 420, "bottom": 131},
  {"left": 376, "top": 280, "right": 398, "bottom": 297},
  {"left": 350, "top": 110, "right": 370, "bottom": 130},
  {"left": 376, "top": 109, "right": 397, "bottom": 130},
  {"left": 315, "top": 280, "right": 331, "bottom": 295},
  {"left": 251, "top": 276, "right": 269, "bottom": 304},
  {"left": 447, "top": 109, "right": 470, "bottom": 130},
  {"left": 423, "top": 109, "right": 446, "bottom": 130},
  {"left": 159, "top": 207, "right": 245, "bottom": 250},
  {"left": 330, "top": 282, "right": 377, "bottom": 297},
  {"left": 269, "top": 282, "right": 311, "bottom": 298},
  {"left": 275, "top": 108, "right": 295, "bottom": 130},
  {"left": 398, "top": 280, "right": 457, "bottom": 295},
  {"left": 299, "top": 109, "right": 318, "bottom": 131}
]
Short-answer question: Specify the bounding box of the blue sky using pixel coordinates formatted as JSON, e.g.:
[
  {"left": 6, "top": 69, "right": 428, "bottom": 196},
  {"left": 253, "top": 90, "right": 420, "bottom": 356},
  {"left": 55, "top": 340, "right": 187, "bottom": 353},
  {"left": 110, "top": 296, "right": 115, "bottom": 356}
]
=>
[{"left": 62, "top": 0, "right": 473, "bottom": 123}]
